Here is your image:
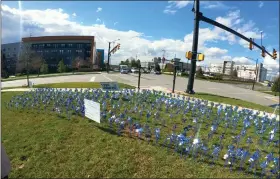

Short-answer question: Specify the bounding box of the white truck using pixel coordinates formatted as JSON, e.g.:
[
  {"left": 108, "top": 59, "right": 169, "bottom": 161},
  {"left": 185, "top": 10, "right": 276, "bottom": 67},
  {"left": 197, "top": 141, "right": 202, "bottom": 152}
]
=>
[{"left": 120, "top": 65, "right": 129, "bottom": 74}]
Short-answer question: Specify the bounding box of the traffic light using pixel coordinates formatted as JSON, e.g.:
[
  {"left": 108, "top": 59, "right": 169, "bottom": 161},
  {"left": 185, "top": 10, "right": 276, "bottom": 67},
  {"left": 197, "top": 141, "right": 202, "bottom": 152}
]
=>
[
  {"left": 261, "top": 49, "right": 266, "bottom": 58},
  {"left": 249, "top": 38, "right": 253, "bottom": 50},
  {"left": 273, "top": 48, "right": 277, "bottom": 60},
  {"left": 185, "top": 51, "right": 192, "bottom": 60},
  {"left": 197, "top": 54, "right": 205, "bottom": 61}
]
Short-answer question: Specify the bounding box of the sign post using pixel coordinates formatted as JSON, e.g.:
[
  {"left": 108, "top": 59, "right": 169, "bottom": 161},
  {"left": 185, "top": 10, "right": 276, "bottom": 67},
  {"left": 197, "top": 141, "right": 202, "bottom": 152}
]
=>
[{"left": 100, "top": 82, "right": 120, "bottom": 91}]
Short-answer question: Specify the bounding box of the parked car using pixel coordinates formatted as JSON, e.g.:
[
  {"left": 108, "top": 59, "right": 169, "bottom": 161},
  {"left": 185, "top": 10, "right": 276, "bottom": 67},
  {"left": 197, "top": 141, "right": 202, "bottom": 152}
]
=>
[
  {"left": 120, "top": 69, "right": 129, "bottom": 74},
  {"left": 141, "top": 68, "right": 150, "bottom": 74},
  {"left": 131, "top": 67, "right": 139, "bottom": 73},
  {"left": 155, "top": 71, "right": 161, "bottom": 75}
]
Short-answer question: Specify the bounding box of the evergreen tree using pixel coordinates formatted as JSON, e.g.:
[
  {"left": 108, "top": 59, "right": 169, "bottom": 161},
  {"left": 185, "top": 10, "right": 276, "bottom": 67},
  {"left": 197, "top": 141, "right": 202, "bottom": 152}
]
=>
[
  {"left": 40, "top": 61, "right": 49, "bottom": 74},
  {"left": 272, "top": 76, "right": 280, "bottom": 92},
  {"left": 57, "top": 59, "right": 66, "bottom": 73}
]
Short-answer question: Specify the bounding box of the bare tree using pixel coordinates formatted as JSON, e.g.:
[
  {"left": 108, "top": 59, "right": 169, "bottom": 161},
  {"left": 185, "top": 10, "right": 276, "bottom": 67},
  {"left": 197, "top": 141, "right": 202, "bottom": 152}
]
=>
[
  {"left": 72, "top": 56, "right": 83, "bottom": 73},
  {"left": 18, "top": 42, "right": 43, "bottom": 85},
  {"left": 18, "top": 43, "right": 33, "bottom": 85},
  {"left": 32, "top": 53, "right": 44, "bottom": 77}
]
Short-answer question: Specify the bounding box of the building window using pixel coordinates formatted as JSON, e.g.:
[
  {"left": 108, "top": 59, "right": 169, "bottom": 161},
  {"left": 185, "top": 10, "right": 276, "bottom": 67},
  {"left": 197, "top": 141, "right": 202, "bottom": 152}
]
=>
[
  {"left": 67, "top": 50, "right": 71, "bottom": 53},
  {"left": 61, "top": 44, "right": 65, "bottom": 48},
  {"left": 47, "top": 44, "right": 51, "bottom": 47},
  {"left": 77, "top": 44, "right": 83, "bottom": 49},
  {"left": 76, "top": 50, "right": 82, "bottom": 53},
  {"left": 59, "top": 50, "right": 64, "bottom": 54},
  {"left": 68, "top": 44, "right": 73, "bottom": 47},
  {"left": 45, "top": 50, "right": 49, "bottom": 53}
]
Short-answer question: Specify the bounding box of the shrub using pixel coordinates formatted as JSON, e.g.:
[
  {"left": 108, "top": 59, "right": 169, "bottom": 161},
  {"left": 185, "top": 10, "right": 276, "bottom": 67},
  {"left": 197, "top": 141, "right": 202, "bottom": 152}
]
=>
[
  {"left": 196, "top": 68, "right": 203, "bottom": 77},
  {"left": 272, "top": 76, "right": 280, "bottom": 92},
  {"left": 181, "top": 72, "right": 188, "bottom": 77}
]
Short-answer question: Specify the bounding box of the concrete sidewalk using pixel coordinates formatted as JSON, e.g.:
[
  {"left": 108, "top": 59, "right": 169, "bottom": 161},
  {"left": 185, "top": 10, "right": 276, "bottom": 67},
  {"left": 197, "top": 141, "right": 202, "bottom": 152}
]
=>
[{"left": 2, "top": 87, "right": 279, "bottom": 121}]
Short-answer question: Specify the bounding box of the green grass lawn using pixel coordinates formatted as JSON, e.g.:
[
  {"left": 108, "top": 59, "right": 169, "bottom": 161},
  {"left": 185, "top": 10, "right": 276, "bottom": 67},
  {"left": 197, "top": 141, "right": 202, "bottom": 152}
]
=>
[
  {"left": 1, "top": 86, "right": 28, "bottom": 90},
  {"left": 261, "top": 91, "right": 280, "bottom": 96},
  {"left": 1, "top": 91, "right": 279, "bottom": 178},
  {"left": 33, "top": 82, "right": 135, "bottom": 89},
  {"left": 1, "top": 72, "right": 101, "bottom": 82},
  {"left": 179, "top": 92, "right": 279, "bottom": 114}
]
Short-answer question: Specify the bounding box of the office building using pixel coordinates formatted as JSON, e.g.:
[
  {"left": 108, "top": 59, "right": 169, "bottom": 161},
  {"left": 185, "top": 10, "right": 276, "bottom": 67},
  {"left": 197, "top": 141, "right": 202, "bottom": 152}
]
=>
[
  {"left": 1, "top": 42, "right": 21, "bottom": 75},
  {"left": 208, "top": 61, "right": 267, "bottom": 82},
  {"left": 1, "top": 36, "right": 105, "bottom": 74},
  {"left": 22, "top": 36, "right": 95, "bottom": 67}
]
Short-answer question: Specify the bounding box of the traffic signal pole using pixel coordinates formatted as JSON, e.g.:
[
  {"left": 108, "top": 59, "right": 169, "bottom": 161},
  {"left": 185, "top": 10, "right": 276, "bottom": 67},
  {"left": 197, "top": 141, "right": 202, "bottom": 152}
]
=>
[
  {"left": 185, "top": 0, "right": 276, "bottom": 94},
  {"left": 199, "top": 15, "right": 274, "bottom": 58},
  {"left": 186, "top": 0, "right": 200, "bottom": 94},
  {"left": 107, "top": 42, "right": 111, "bottom": 73}
]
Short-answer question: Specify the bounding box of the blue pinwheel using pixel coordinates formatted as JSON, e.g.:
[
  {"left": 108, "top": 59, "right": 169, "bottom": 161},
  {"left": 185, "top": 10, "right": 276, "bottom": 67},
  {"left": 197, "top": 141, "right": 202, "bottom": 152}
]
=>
[
  {"left": 248, "top": 150, "right": 261, "bottom": 175},
  {"left": 211, "top": 145, "right": 221, "bottom": 166},
  {"left": 155, "top": 128, "right": 160, "bottom": 144}
]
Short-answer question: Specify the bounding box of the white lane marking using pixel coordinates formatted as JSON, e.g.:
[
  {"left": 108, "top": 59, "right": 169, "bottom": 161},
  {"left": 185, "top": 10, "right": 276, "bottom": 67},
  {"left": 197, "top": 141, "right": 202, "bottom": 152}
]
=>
[
  {"left": 111, "top": 74, "right": 135, "bottom": 82},
  {"left": 102, "top": 74, "right": 113, "bottom": 81},
  {"left": 90, "top": 76, "right": 96, "bottom": 82},
  {"left": 208, "top": 87, "right": 219, "bottom": 89}
]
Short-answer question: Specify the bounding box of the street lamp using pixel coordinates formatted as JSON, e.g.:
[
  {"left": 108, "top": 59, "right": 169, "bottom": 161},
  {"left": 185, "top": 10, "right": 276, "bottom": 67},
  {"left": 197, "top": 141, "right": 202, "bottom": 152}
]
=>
[
  {"left": 245, "top": 57, "right": 259, "bottom": 90},
  {"left": 107, "top": 38, "right": 120, "bottom": 73}
]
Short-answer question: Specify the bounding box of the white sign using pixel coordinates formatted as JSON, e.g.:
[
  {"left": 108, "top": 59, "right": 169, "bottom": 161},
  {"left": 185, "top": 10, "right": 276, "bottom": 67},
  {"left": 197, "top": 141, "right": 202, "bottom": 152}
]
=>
[
  {"left": 100, "top": 82, "right": 119, "bottom": 91},
  {"left": 28, "top": 81, "right": 34, "bottom": 88},
  {"left": 84, "top": 99, "right": 100, "bottom": 123}
]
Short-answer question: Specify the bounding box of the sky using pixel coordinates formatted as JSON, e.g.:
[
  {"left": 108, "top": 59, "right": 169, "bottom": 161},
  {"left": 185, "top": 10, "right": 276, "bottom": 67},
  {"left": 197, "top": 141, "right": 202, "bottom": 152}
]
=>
[{"left": 1, "top": 1, "right": 279, "bottom": 74}]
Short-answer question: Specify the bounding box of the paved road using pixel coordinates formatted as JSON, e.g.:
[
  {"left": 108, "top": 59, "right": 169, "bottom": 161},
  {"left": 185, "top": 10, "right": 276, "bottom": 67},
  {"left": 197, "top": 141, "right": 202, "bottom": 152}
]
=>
[{"left": 1, "top": 73, "right": 279, "bottom": 107}]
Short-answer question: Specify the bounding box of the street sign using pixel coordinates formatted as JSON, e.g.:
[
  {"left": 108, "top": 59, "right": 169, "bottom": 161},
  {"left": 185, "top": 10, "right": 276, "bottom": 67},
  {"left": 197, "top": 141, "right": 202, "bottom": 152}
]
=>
[
  {"left": 100, "top": 82, "right": 120, "bottom": 91},
  {"left": 84, "top": 99, "right": 100, "bottom": 123}
]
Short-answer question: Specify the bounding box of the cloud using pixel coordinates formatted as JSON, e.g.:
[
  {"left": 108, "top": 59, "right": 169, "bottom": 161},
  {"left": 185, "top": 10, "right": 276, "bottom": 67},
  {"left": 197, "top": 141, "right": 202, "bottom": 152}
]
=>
[
  {"left": 114, "top": 22, "right": 118, "bottom": 26},
  {"left": 201, "top": 1, "right": 234, "bottom": 10},
  {"left": 163, "top": 9, "right": 177, "bottom": 15},
  {"left": 1, "top": 4, "right": 278, "bottom": 74},
  {"left": 163, "top": 1, "right": 192, "bottom": 15},
  {"left": 232, "top": 57, "right": 254, "bottom": 65},
  {"left": 258, "top": 1, "right": 264, "bottom": 8},
  {"left": 96, "top": 18, "right": 101, "bottom": 23},
  {"left": 96, "top": 7, "right": 102, "bottom": 13},
  {"left": 72, "top": 12, "right": 76, "bottom": 17}
]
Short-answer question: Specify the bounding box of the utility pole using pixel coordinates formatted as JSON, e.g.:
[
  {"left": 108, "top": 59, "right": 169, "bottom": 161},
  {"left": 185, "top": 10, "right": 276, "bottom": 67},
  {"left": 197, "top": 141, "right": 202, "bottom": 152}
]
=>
[
  {"left": 107, "top": 42, "right": 111, "bottom": 73},
  {"left": 186, "top": 0, "right": 200, "bottom": 94},
  {"left": 138, "top": 61, "right": 141, "bottom": 91},
  {"left": 252, "top": 58, "right": 259, "bottom": 90},
  {"left": 245, "top": 57, "right": 259, "bottom": 90},
  {"left": 172, "top": 54, "right": 177, "bottom": 93},
  {"left": 26, "top": 33, "right": 32, "bottom": 87}
]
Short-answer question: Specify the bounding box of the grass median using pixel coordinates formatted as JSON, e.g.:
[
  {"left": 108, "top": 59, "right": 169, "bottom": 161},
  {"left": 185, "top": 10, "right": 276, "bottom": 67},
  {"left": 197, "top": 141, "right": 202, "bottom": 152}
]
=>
[
  {"left": 1, "top": 72, "right": 102, "bottom": 82},
  {"left": 2, "top": 91, "right": 277, "bottom": 178},
  {"left": 33, "top": 82, "right": 135, "bottom": 89},
  {"left": 2, "top": 82, "right": 277, "bottom": 114},
  {"left": 179, "top": 92, "right": 279, "bottom": 114},
  {"left": 260, "top": 91, "right": 280, "bottom": 96}
]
